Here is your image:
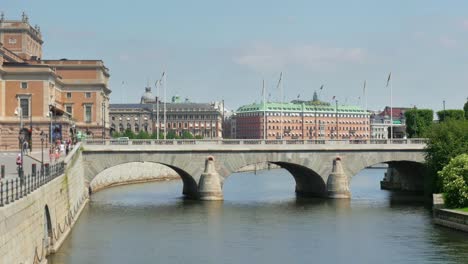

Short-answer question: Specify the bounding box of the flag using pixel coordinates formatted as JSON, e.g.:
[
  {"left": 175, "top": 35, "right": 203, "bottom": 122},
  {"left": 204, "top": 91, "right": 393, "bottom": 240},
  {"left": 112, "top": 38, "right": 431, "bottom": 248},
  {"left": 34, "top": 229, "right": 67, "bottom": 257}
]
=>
[
  {"left": 262, "top": 80, "right": 265, "bottom": 97},
  {"left": 320, "top": 84, "right": 324, "bottom": 90},
  {"left": 276, "top": 72, "right": 283, "bottom": 90},
  {"left": 332, "top": 96, "right": 336, "bottom": 100},
  {"left": 363, "top": 80, "right": 366, "bottom": 93},
  {"left": 297, "top": 94, "right": 300, "bottom": 99},
  {"left": 386, "top": 72, "right": 391, "bottom": 87}
]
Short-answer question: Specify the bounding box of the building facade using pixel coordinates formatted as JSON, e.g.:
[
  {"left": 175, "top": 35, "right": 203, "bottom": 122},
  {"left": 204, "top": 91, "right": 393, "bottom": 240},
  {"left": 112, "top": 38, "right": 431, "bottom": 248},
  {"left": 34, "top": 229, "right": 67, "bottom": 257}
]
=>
[
  {"left": 235, "top": 100, "right": 370, "bottom": 140},
  {"left": 0, "top": 13, "right": 110, "bottom": 150},
  {"left": 370, "top": 107, "right": 409, "bottom": 139},
  {"left": 109, "top": 86, "right": 223, "bottom": 138}
]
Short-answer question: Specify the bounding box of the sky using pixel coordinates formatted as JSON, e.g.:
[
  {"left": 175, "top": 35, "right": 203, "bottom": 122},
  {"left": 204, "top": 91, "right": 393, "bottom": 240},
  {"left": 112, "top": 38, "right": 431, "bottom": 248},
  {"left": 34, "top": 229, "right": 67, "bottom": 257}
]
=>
[{"left": 2, "top": 0, "right": 468, "bottom": 112}]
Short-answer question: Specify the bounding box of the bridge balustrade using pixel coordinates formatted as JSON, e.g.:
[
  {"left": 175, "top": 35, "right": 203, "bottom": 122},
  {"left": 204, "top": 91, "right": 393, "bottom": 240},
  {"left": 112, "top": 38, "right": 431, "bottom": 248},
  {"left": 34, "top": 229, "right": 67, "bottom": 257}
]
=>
[
  {"left": 83, "top": 138, "right": 428, "bottom": 146},
  {"left": 0, "top": 162, "right": 65, "bottom": 207}
]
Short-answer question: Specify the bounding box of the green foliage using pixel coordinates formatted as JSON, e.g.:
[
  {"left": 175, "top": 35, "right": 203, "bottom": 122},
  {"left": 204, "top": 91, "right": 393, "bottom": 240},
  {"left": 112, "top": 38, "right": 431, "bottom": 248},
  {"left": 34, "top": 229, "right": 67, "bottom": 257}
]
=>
[
  {"left": 404, "top": 109, "right": 434, "bottom": 138},
  {"left": 135, "top": 130, "right": 150, "bottom": 139},
  {"left": 437, "top": 110, "right": 465, "bottom": 122},
  {"left": 112, "top": 129, "right": 203, "bottom": 140},
  {"left": 438, "top": 154, "right": 468, "bottom": 208},
  {"left": 181, "top": 130, "right": 194, "bottom": 139},
  {"left": 111, "top": 131, "right": 121, "bottom": 138},
  {"left": 165, "top": 130, "right": 180, "bottom": 139},
  {"left": 123, "top": 129, "right": 136, "bottom": 139},
  {"left": 464, "top": 100, "right": 468, "bottom": 119},
  {"left": 425, "top": 120, "right": 468, "bottom": 193}
]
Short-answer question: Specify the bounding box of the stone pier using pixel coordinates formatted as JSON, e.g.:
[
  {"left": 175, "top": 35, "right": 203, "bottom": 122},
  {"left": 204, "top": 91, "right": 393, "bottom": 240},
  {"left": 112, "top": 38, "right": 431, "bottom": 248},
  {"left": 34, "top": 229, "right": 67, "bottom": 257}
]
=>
[
  {"left": 198, "top": 156, "right": 224, "bottom": 201},
  {"left": 326, "top": 157, "right": 351, "bottom": 199}
]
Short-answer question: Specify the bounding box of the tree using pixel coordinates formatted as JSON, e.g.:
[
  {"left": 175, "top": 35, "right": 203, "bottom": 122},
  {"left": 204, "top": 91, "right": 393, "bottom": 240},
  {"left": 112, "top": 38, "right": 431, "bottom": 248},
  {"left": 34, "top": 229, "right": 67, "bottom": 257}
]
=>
[
  {"left": 437, "top": 110, "right": 465, "bottom": 122},
  {"left": 165, "top": 130, "right": 179, "bottom": 139},
  {"left": 111, "top": 131, "right": 121, "bottom": 138},
  {"left": 181, "top": 130, "right": 194, "bottom": 139},
  {"left": 123, "top": 129, "right": 135, "bottom": 139},
  {"left": 404, "top": 109, "right": 433, "bottom": 138},
  {"left": 425, "top": 120, "right": 468, "bottom": 193},
  {"left": 464, "top": 98, "right": 468, "bottom": 119},
  {"left": 438, "top": 154, "right": 468, "bottom": 208},
  {"left": 135, "top": 130, "right": 150, "bottom": 139}
]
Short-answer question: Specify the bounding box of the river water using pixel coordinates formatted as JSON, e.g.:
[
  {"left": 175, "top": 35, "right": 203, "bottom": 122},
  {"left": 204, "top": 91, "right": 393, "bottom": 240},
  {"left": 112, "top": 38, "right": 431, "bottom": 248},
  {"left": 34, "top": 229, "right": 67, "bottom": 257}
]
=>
[{"left": 49, "top": 168, "right": 468, "bottom": 264}]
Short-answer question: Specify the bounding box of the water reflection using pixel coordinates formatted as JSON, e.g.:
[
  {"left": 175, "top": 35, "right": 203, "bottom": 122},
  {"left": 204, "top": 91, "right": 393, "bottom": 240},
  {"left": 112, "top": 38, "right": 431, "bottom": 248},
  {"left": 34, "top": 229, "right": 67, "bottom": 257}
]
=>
[{"left": 49, "top": 168, "right": 468, "bottom": 264}]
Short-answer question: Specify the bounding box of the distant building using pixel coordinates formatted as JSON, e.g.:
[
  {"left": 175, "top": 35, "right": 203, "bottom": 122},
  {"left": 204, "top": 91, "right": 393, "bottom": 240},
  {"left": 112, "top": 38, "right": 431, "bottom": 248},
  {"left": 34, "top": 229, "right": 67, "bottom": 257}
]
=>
[
  {"left": 110, "top": 86, "right": 223, "bottom": 138},
  {"left": 234, "top": 94, "right": 370, "bottom": 140},
  {"left": 0, "top": 13, "right": 110, "bottom": 150},
  {"left": 370, "top": 106, "right": 409, "bottom": 139}
]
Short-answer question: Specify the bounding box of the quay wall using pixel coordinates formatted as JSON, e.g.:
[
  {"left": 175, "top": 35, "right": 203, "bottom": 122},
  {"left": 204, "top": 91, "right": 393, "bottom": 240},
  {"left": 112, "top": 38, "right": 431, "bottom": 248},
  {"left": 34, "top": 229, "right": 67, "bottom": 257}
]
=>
[{"left": 0, "top": 145, "right": 88, "bottom": 264}]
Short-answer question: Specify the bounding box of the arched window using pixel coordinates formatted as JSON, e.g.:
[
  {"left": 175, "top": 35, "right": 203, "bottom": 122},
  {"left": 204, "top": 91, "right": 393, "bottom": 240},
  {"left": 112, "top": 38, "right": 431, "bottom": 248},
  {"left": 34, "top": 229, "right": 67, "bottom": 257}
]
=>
[{"left": 135, "top": 123, "right": 140, "bottom": 132}]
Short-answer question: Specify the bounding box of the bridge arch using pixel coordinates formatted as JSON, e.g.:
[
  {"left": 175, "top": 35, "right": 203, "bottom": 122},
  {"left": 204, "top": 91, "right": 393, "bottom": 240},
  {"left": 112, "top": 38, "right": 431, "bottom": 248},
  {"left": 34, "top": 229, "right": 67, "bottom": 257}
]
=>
[
  {"left": 339, "top": 152, "right": 427, "bottom": 193},
  {"left": 272, "top": 162, "right": 327, "bottom": 197},
  {"left": 220, "top": 159, "right": 327, "bottom": 198},
  {"left": 87, "top": 161, "right": 198, "bottom": 198}
]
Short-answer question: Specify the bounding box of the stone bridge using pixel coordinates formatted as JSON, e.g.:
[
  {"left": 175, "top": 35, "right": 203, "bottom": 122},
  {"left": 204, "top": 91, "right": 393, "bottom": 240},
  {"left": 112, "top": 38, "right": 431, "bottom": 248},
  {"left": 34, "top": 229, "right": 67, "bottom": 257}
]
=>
[{"left": 81, "top": 139, "right": 427, "bottom": 200}]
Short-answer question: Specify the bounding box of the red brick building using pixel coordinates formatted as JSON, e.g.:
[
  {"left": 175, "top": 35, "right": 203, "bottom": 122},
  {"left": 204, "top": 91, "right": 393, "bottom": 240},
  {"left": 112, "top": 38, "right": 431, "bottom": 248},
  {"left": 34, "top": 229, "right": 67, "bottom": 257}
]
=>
[{"left": 235, "top": 101, "right": 370, "bottom": 140}]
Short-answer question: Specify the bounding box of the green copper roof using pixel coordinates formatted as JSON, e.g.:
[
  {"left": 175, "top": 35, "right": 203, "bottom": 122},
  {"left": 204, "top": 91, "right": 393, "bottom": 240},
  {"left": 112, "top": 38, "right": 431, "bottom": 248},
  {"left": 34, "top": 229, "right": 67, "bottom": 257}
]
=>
[{"left": 236, "top": 101, "right": 368, "bottom": 114}]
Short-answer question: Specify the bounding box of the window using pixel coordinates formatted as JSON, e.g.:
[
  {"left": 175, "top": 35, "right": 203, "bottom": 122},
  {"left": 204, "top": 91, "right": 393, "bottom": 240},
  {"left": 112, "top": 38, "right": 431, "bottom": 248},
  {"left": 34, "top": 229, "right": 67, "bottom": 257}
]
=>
[
  {"left": 66, "top": 105, "right": 73, "bottom": 117},
  {"left": 66, "top": 92, "right": 72, "bottom": 99},
  {"left": 8, "top": 38, "right": 16, "bottom": 44},
  {"left": 85, "top": 92, "right": 91, "bottom": 98},
  {"left": 21, "top": 82, "right": 28, "bottom": 89},
  {"left": 85, "top": 105, "right": 92, "bottom": 123},
  {"left": 20, "top": 98, "right": 29, "bottom": 117}
]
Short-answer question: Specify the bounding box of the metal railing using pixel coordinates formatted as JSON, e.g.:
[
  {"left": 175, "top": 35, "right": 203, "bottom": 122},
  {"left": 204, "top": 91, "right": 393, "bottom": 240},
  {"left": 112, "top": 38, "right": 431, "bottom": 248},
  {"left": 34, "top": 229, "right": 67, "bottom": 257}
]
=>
[
  {"left": 83, "top": 138, "right": 428, "bottom": 146},
  {"left": 0, "top": 162, "right": 65, "bottom": 207}
]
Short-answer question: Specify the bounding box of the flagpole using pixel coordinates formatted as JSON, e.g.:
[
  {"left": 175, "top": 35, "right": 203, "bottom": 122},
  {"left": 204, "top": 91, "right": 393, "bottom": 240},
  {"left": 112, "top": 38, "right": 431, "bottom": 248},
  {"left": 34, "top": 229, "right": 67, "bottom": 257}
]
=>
[
  {"left": 364, "top": 81, "right": 367, "bottom": 112},
  {"left": 163, "top": 71, "right": 167, "bottom": 140},
  {"left": 156, "top": 81, "right": 160, "bottom": 139},
  {"left": 390, "top": 75, "right": 393, "bottom": 142},
  {"left": 263, "top": 80, "right": 266, "bottom": 140},
  {"left": 280, "top": 72, "right": 283, "bottom": 140}
]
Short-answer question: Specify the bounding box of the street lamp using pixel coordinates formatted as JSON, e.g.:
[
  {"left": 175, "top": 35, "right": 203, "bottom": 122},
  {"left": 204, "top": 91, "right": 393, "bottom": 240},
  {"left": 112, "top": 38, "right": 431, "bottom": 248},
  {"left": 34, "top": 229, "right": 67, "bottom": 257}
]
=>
[
  {"left": 47, "top": 109, "right": 53, "bottom": 145},
  {"left": 18, "top": 129, "right": 25, "bottom": 184},
  {"left": 40, "top": 131, "right": 46, "bottom": 176}
]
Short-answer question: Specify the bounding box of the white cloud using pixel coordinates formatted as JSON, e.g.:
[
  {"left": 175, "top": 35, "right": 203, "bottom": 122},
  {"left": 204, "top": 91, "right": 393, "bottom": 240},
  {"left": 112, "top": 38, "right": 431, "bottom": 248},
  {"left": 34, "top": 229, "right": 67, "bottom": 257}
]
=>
[
  {"left": 233, "top": 42, "right": 366, "bottom": 72},
  {"left": 439, "top": 36, "right": 457, "bottom": 48},
  {"left": 462, "top": 19, "right": 468, "bottom": 30}
]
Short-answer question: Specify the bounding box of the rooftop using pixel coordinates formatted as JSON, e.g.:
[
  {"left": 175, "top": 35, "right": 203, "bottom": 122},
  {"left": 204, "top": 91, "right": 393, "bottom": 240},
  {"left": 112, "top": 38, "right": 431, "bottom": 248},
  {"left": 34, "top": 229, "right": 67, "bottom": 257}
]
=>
[{"left": 237, "top": 101, "right": 368, "bottom": 114}]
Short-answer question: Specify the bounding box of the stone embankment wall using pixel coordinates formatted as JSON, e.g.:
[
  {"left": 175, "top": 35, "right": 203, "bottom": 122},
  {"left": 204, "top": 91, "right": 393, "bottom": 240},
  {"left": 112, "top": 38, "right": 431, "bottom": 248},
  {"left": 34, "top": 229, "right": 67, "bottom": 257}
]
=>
[
  {"left": 0, "top": 144, "right": 88, "bottom": 264},
  {"left": 432, "top": 194, "right": 468, "bottom": 232}
]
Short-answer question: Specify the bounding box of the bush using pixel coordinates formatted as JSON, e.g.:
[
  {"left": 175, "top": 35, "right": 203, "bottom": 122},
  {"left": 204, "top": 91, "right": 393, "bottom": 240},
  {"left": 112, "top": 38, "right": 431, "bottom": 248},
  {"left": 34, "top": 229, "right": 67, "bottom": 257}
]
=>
[
  {"left": 438, "top": 154, "right": 468, "bottom": 208},
  {"left": 425, "top": 120, "right": 468, "bottom": 193},
  {"left": 404, "top": 109, "right": 433, "bottom": 138},
  {"left": 437, "top": 110, "right": 465, "bottom": 122}
]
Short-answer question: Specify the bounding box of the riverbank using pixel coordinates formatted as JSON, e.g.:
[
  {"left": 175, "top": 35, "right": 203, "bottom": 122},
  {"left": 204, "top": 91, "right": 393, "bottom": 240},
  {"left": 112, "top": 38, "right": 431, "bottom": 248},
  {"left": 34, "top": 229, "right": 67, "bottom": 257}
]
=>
[
  {"left": 433, "top": 208, "right": 468, "bottom": 232},
  {"left": 432, "top": 194, "right": 468, "bottom": 233}
]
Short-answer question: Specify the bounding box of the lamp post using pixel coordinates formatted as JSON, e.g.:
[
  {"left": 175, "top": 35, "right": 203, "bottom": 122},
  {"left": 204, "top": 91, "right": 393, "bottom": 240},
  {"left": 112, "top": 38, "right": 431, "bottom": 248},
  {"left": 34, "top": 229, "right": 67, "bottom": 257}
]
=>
[
  {"left": 40, "top": 131, "right": 46, "bottom": 176},
  {"left": 18, "top": 129, "right": 25, "bottom": 184},
  {"left": 335, "top": 100, "right": 339, "bottom": 140},
  {"left": 48, "top": 108, "right": 53, "bottom": 145}
]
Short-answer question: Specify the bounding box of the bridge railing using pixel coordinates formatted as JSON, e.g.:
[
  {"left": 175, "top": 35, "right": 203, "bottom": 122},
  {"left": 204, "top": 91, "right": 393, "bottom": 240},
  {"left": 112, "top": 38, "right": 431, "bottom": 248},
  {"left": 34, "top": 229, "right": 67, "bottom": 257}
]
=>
[
  {"left": 82, "top": 138, "right": 428, "bottom": 146},
  {"left": 0, "top": 162, "right": 65, "bottom": 207}
]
